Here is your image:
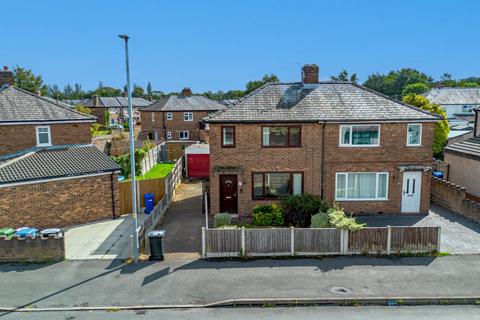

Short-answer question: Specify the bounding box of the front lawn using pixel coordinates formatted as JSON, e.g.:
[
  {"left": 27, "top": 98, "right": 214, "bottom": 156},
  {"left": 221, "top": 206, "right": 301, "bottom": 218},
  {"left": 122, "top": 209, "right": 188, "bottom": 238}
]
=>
[
  {"left": 92, "top": 129, "right": 112, "bottom": 137},
  {"left": 136, "top": 163, "right": 175, "bottom": 180}
]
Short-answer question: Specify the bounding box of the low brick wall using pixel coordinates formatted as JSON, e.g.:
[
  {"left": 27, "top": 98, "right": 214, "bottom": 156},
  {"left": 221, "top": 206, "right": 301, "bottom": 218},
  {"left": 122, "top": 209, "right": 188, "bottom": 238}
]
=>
[
  {"left": 431, "top": 177, "right": 480, "bottom": 224},
  {"left": 0, "top": 235, "right": 64, "bottom": 262}
]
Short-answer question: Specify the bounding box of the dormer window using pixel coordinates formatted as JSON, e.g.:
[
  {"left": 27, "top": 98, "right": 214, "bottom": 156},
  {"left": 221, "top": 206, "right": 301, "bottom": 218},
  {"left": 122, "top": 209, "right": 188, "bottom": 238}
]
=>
[{"left": 36, "top": 126, "right": 51, "bottom": 147}]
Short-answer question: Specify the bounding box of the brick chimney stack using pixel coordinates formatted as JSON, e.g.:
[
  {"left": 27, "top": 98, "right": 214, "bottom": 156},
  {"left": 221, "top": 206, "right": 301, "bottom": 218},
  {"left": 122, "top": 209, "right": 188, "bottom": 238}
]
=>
[
  {"left": 181, "top": 87, "right": 192, "bottom": 97},
  {"left": 0, "top": 66, "right": 14, "bottom": 87},
  {"left": 92, "top": 94, "right": 99, "bottom": 107},
  {"left": 302, "top": 64, "right": 319, "bottom": 88}
]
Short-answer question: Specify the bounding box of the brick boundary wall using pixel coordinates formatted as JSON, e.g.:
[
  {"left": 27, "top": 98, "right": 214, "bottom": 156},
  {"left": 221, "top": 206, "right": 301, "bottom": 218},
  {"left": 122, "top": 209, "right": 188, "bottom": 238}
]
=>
[
  {"left": 0, "top": 235, "right": 64, "bottom": 262},
  {"left": 431, "top": 177, "right": 480, "bottom": 224}
]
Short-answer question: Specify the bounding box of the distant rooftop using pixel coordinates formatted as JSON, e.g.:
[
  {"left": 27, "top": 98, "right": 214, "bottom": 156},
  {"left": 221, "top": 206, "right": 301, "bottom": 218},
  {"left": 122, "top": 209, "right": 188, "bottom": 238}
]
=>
[
  {"left": 0, "top": 86, "right": 95, "bottom": 124},
  {"left": 423, "top": 87, "right": 480, "bottom": 105},
  {"left": 445, "top": 136, "right": 480, "bottom": 160},
  {"left": 80, "top": 96, "right": 152, "bottom": 108},
  {"left": 142, "top": 95, "right": 224, "bottom": 112}
]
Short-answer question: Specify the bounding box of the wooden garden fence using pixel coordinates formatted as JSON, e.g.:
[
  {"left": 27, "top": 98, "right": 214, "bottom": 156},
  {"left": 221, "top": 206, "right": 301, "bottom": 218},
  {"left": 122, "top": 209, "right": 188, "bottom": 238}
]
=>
[{"left": 202, "top": 226, "right": 440, "bottom": 258}]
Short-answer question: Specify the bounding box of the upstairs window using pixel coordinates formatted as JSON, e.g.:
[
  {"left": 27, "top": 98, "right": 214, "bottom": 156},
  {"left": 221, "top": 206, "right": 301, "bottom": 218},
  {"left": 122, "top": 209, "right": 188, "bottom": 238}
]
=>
[
  {"left": 184, "top": 112, "right": 193, "bottom": 121},
  {"left": 151, "top": 113, "right": 155, "bottom": 122},
  {"left": 253, "top": 172, "right": 303, "bottom": 199},
  {"left": 407, "top": 124, "right": 422, "bottom": 146},
  {"left": 36, "top": 126, "right": 51, "bottom": 147},
  {"left": 340, "top": 124, "right": 380, "bottom": 146},
  {"left": 166, "top": 131, "right": 172, "bottom": 140},
  {"left": 262, "top": 126, "right": 301, "bottom": 147},
  {"left": 222, "top": 126, "right": 235, "bottom": 147},
  {"left": 166, "top": 112, "right": 173, "bottom": 120}
]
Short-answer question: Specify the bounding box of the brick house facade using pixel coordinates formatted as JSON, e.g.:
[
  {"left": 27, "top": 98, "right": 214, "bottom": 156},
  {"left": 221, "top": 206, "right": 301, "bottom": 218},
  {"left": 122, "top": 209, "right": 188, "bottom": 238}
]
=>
[
  {"left": 0, "top": 122, "right": 91, "bottom": 156},
  {"left": 205, "top": 64, "right": 440, "bottom": 217},
  {"left": 139, "top": 88, "right": 223, "bottom": 142},
  {"left": 0, "top": 173, "right": 119, "bottom": 229},
  {"left": 0, "top": 71, "right": 120, "bottom": 229}
]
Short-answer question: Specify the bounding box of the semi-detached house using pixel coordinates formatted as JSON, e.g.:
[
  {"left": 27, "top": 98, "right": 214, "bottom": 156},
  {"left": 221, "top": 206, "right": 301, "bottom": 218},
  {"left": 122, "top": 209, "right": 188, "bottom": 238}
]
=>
[
  {"left": 204, "top": 64, "right": 441, "bottom": 217},
  {"left": 0, "top": 66, "right": 120, "bottom": 229}
]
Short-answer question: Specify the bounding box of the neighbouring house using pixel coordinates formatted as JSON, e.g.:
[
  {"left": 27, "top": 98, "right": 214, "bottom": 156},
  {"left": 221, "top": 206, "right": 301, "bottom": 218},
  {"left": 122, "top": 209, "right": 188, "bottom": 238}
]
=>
[
  {"left": 204, "top": 64, "right": 441, "bottom": 217},
  {"left": 423, "top": 87, "right": 480, "bottom": 143},
  {"left": 0, "top": 67, "right": 120, "bottom": 228},
  {"left": 79, "top": 95, "right": 152, "bottom": 126},
  {"left": 443, "top": 108, "right": 480, "bottom": 197},
  {"left": 139, "top": 88, "right": 224, "bottom": 142}
]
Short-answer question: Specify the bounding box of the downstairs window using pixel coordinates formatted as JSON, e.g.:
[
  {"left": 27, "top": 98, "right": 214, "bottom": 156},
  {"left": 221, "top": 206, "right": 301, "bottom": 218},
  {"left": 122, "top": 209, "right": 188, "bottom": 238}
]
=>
[{"left": 253, "top": 172, "right": 303, "bottom": 199}]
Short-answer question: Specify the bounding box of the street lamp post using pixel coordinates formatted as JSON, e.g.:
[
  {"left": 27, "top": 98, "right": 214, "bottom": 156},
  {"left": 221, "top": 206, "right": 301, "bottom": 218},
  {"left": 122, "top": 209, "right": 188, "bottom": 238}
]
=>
[{"left": 118, "top": 34, "right": 139, "bottom": 263}]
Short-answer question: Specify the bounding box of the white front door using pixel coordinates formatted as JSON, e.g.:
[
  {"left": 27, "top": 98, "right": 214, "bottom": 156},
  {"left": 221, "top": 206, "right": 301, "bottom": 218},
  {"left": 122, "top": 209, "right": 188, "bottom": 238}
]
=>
[{"left": 401, "top": 171, "right": 422, "bottom": 213}]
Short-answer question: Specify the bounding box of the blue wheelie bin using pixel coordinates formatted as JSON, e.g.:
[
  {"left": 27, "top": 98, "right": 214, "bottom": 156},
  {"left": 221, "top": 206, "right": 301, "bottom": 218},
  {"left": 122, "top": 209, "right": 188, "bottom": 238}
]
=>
[{"left": 144, "top": 193, "right": 154, "bottom": 214}]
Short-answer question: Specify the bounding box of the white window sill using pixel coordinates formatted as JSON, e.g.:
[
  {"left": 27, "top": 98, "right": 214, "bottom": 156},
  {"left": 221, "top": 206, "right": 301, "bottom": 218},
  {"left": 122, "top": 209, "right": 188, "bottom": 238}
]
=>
[
  {"left": 339, "top": 145, "right": 380, "bottom": 148},
  {"left": 406, "top": 144, "right": 422, "bottom": 147},
  {"left": 36, "top": 143, "right": 52, "bottom": 147},
  {"left": 335, "top": 198, "right": 389, "bottom": 202}
]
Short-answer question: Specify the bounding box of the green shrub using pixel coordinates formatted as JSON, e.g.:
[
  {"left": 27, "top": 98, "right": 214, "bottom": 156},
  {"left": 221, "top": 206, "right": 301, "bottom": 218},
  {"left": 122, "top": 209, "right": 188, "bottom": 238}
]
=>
[
  {"left": 252, "top": 204, "right": 284, "bottom": 226},
  {"left": 214, "top": 213, "right": 232, "bottom": 228},
  {"left": 280, "top": 194, "right": 329, "bottom": 227},
  {"left": 327, "top": 205, "right": 365, "bottom": 231},
  {"left": 310, "top": 211, "right": 331, "bottom": 228}
]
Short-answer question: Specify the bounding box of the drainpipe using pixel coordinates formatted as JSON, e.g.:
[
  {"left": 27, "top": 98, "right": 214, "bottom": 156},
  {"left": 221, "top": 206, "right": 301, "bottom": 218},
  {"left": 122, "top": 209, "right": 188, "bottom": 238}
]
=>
[
  {"left": 110, "top": 172, "right": 116, "bottom": 219},
  {"left": 320, "top": 121, "right": 326, "bottom": 200}
]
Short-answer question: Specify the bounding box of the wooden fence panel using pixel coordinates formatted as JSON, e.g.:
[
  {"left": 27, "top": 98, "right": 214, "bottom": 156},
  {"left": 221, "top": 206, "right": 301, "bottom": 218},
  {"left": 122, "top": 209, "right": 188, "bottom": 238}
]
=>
[
  {"left": 118, "top": 178, "right": 166, "bottom": 215},
  {"left": 348, "top": 228, "right": 388, "bottom": 254},
  {"left": 245, "top": 228, "right": 290, "bottom": 255},
  {"left": 391, "top": 226, "right": 439, "bottom": 253},
  {"left": 294, "top": 228, "right": 341, "bottom": 254},
  {"left": 205, "top": 229, "right": 241, "bottom": 257}
]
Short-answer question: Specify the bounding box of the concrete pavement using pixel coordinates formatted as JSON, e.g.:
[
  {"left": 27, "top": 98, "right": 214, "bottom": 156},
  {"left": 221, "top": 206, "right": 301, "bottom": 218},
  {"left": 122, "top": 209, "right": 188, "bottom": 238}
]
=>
[
  {"left": 3, "top": 306, "right": 480, "bottom": 320},
  {"left": 1, "top": 255, "right": 480, "bottom": 310}
]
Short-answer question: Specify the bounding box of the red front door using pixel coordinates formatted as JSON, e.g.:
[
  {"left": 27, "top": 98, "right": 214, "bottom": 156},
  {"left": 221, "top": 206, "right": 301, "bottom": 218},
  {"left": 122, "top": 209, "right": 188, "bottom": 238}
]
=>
[{"left": 220, "top": 175, "right": 238, "bottom": 213}]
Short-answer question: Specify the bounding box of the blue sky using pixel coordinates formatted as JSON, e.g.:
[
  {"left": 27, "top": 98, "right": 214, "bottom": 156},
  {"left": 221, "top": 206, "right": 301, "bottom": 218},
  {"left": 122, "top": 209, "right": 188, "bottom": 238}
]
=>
[{"left": 2, "top": 0, "right": 479, "bottom": 93}]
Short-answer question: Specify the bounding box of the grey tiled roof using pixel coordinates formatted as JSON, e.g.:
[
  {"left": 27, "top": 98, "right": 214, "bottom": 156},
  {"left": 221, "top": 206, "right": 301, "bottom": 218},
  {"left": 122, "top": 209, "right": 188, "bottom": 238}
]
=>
[
  {"left": 205, "top": 82, "right": 441, "bottom": 123},
  {"left": 0, "top": 145, "right": 120, "bottom": 185},
  {"left": 80, "top": 97, "right": 152, "bottom": 108},
  {"left": 423, "top": 87, "right": 480, "bottom": 105},
  {"left": 142, "top": 95, "right": 224, "bottom": 112},
  {"left": 444, "top": 136, "right": 480, "bottom": 160},
  {"left": 0, "top": 87, "right": 95, "bottom": 123}
]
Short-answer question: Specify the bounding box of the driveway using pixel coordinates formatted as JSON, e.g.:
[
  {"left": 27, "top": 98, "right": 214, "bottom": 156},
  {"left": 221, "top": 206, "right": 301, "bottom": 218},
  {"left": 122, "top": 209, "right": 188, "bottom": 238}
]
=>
[
  {"left": 65, "top": 217, "right": 133, "bottom": 260},
  {"left": 356, "top": 204, "right": 480, "bottom": 254},
  {"left": 156, "top": 181, "right": 204, "bottom": 259}
]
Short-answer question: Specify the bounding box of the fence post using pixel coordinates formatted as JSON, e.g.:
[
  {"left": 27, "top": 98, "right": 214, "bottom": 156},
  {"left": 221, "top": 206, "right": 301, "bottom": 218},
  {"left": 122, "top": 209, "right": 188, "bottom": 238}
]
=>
[
  {"left": 241, "top": 227, "right": 246, "bottom": 257},
  {"left": 386, "top": 225, "right": 391, "bottom": 255},
  {"left": 201, "top": 227, "right": 206, "bottom": 258},
  {"left": 340, "top": 229, "right": 349, "bottom": 255},
  {"left": 437, "top": 226, "right": 442, "bottom": 253},
  {"left": 290, "top": 226, "right": 295, "bottom": 256}
]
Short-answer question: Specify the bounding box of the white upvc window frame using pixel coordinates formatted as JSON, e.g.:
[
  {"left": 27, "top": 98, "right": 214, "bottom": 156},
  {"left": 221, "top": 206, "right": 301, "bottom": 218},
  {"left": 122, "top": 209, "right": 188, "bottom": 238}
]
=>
[
  {"left": 335, "top": 172, "right": 389, "bottom": 201},
  {"left": 166, "top": 112, "right": 173, "bottom": 120},
  {"left": 166, "top": 131, "right": 172, "bottom": 140},
  {"left": 179, "top": 131, "right": 189, "bottom": 140},
  {"left": 339, "top": 124, "right": 381, "bottom": 147},
  {"left": 183, "top": 112, "right": 193, "bottom": 122},
  {"left": 35, "top": 125, "right": 52, "bottom": 147},
  {"left": 406, "top": 123, "right": 422, "bottom": 146},
  {"left": 151, "top": 113, "right": 155, "bottom": 122}
]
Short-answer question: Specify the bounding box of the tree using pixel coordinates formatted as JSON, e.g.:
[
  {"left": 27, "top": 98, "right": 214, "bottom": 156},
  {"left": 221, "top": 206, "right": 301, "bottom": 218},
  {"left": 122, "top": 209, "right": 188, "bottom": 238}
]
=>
[
  {"left": 245, "top": 74, "right": 279, "bottom": 94},
  {"left": 93, "top": 86, "right": 122, "bottom": 97},
  {"left": 402, "top": 82, "right": 430, "bottom": 97},
  {"left": 132, "top": 84, "right": 145, "bottom": 97},
  {"left": 331, "top": 70, "right": 358, "bottom": 83},
  {"left": 13, "top": 66, "right": 48, "bottom": 95},
  {"left": 364, "top": 68, "right": 433, "bottom": 99},
  {"left": 402, "top": 94, "right": 449, "bottom": 157},
  {"left": 48, "top": 84, "right": 65, "bottom": 100},
  {"left": 74, "top": 104, "right": 92, "bottom": 115}
]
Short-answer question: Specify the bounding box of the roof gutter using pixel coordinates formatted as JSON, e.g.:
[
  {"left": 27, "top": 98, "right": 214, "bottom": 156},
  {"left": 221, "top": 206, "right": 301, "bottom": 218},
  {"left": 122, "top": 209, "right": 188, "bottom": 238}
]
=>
[{"left": 0, "top": 119, "right": 95, "bottom": 125}]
